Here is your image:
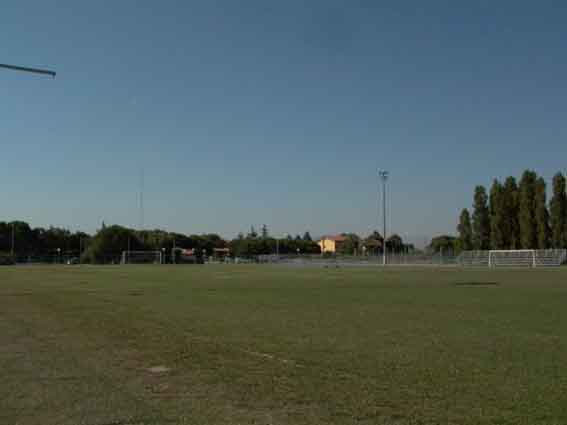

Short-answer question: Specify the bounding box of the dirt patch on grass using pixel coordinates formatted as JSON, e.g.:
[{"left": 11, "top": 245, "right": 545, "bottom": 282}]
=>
[{"left": 146, "top": 365, "right": 170, "bottom": 374}]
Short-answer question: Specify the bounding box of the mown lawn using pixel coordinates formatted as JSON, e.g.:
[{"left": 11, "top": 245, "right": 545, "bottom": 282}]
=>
[{"left": 1, "top": 265, "right": 567, "bottom": 424}]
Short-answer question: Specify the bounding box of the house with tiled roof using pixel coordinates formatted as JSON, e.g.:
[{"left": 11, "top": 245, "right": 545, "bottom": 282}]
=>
[{"left": 317, "top": 235, "right": 347, "bottom": 253}]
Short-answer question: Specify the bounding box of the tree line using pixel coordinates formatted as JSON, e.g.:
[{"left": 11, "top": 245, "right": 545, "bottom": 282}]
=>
[
  {"left": 457, "top": 170, "right": 567, "bottom": 251},
  {"left": 1, "top": 219, "right": 416, "bottom": 263}
]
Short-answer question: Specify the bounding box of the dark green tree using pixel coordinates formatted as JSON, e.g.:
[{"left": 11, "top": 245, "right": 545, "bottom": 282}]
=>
[
  {"left": 472, "top": 186, "right": 490, "bottom": 250},
  {"left": 248, "top": 226, "right": 258, "bottom": 239},
  {"left": 261, "top": 224, "right": 269, "bottom": 239},
  {"left": 489, "top": 179, "right": 506, "bottom": 249},
  {"left": 535, "top": 177, "right": 550, "bottom": 249},
  {"left": 340, "top": 233, "right": 361, "bottom": 255},
  {"left": 429, "top": 235, "right": 457, "bottom": 255},
  {"left": 363, "top": 231, "right": 384, "bottom": 255},
  {"left": 502, "top": 176, "right": 520, "bottom": 249},
  {"left": 457, "top": 209, "right": 473, "bottom": 251},
  {"left": 386, "top": 234, "right": 404, "bottom": 254},
  {"left": 302, "top": 231, "right": 312, "bottom": 241},
  {"left": 518, "top": 170, "right": 538, "bottom": 249},
  {"left": 550, "top": 172, "right": 567, "bottom": 248}
]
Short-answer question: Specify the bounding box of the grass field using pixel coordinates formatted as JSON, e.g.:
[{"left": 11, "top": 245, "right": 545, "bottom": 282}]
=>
[{"left": 2, "top": 265, "right": 567, "bottom": 425}]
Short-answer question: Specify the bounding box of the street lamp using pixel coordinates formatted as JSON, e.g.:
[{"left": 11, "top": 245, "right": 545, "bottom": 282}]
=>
[
  {"left": 57, "top": 248, "right": 61, "bottom": 264},
  {"left": 378, "top": 170, "right": 389, "bottom": 266}
]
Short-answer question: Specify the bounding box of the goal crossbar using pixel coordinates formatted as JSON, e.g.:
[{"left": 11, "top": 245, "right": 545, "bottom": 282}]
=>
[
  {"left": 488, "top": 250, "right": 535, "bottom": 268},
  {"left": 121, "top": 250, "right": 163, "bottom": 265}
]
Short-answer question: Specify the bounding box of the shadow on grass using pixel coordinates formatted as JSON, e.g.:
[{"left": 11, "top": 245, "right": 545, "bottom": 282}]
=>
[{"left": 453, "top": 281, "right": 500, "bottom": 286}]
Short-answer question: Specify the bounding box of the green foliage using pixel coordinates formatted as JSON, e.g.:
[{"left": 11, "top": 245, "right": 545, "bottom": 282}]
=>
[
  {"left": 550, "top": 173, "right": 567, "bottom": 249},
  {"left": 247, "top": 226, "right": 258, "bottom": 239},
  {"left": 519, "top": 170, "right": 538, "bottom": 249},
  {"left": 302, "top": 232, "right": 312, "bottom": 242},
  {"left": 81, "top": 225, "right": 140, "bottom": 263},
  {"left": 502, "top": 177, "right": 520, "bottom": 249},
  {"left": 429, "top": 235, "right": 457, "bottom": 254},
  {"left": 472, "top": 186, "right": 490, "bottom": 250},
  {"left": 363, "top": 231, "right": 383, "bottom": 255},
  {"left": 457, "top": 209, "right": 473, "bottom": 251},
  {"left": 386, "top": 234, "right": 405, "bottom": 253},
  {"left": 337, "top": 233, "right": 360, "bottom": 255},
  {"left": 534, "top": 177, "right": 551, "bottom": 249},
  {"left": 460, "top": 171, "right": 565, "bottom": 251},
  {"left": 0, "top": 221, "right": 91, "bottom": 257},
  {"left": 489, "top": 179, "right": 506, "bottom": 249}
]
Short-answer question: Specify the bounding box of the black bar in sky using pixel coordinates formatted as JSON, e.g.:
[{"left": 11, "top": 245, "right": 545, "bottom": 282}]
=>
[{"left": 0, "top": 63, "right": 56, "bottom": 78}]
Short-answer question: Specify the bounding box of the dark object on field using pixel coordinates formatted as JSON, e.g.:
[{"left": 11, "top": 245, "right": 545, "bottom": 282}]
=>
[{"left": 454, "top": 281, "right": 499, "bottom": 286}]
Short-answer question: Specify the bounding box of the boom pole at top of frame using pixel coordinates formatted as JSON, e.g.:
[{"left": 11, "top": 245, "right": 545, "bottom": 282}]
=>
[{"left": 0, "top": 63, "right": 56, "bottom": 78}]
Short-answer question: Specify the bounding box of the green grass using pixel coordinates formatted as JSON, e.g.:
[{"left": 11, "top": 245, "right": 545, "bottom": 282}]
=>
[{"left": 2, "top": 265, "right": 567, "bottom": 425}]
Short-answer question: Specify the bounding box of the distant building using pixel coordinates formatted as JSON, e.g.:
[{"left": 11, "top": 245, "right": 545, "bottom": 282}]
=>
[{"left": 318, "top": 235, "right": 346, "bottom": 253}]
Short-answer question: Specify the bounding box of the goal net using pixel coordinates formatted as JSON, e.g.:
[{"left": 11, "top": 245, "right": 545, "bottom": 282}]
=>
[
  {"left": 488, "top": 250, "right": 535, "bottom": 268},
  {"left": 121, "top": 250, "right": 163, "bottom": 265}
]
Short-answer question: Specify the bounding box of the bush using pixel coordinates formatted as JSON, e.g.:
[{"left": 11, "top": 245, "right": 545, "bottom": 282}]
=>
[{"left": 0, "top": 252, "right": 15, "bottom": 266}]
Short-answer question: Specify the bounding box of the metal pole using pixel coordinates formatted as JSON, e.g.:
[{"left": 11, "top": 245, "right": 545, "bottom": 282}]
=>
[
  {"left": 0, "top": 63, "right": 56, "bottom": 78},
  {"left": 383, "top": 177, "right": 386, "bottom": 266},
  {"left": 378, "top": 170, "right": 389, "bottom": 266}
]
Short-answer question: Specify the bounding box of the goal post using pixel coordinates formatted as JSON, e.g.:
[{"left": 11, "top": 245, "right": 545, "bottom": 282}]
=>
[
  {"left": 488, "top": 250, "right": 536, "bottom": 268},
  {"left": 459, "top": 249, "right": 566, "bottom": 267},
  {"left": 121, "top": 250, "right": 163, "bottom": 265}
]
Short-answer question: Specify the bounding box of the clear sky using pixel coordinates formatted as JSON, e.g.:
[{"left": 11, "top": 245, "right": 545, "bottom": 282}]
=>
[{"left": 2, "top": 1, "right": 566, "bottom": 245}]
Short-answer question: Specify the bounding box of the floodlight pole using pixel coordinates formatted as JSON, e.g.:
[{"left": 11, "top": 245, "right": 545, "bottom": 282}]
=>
[
  {"left": 378, "top": 170, "right": 389, "bottom": 266},
  {"left": 0, "top": 63, "right": 56, "bottom": 78}
]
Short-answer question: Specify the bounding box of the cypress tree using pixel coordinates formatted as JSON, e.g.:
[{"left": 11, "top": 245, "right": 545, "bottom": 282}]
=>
[
  {"left": 472, "top": 186, "right": 490, "bottom": 250},
  {"left": 534, "top": 177, "right": 550, "bottom": 249},
  {"left": 550, "top": 172, "right": 567, "bottom": 248},
  {"left": 502, "top": 176, "right": 520, "bottom": 249},
  {"left": 457, "top": 208, "right": 473, "bottom": 251},
  {"left": 489, "top": 179, "right": 506, "bottom": 249},
  {"left": 518, "top": 170, "right": 538, "bottom": 249}
]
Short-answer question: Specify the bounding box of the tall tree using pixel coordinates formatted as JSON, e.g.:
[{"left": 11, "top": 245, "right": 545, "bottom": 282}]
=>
[
  {"left": 248, "top": 226, "right": 258, "bottom": 239},
  {"left": 472, "top": 186, "right": 490, "bottom": 250},
  {"left": 457, "top": 209, "right": 473, "bottom": 251},
  {"left": 489, "top": 179, "right": 506, "bottom": 249},
  {"left": 302, "top": 231, "right": 312, "bottom": 241},
  {"left": 535, "top": 177, "right": 550, "bottom": 249},
  {"left": 518, "top": 170, "right": 538, "bottom": 249},
  {"left": 550, "top": 172, "right": 567, "bottom": 249},
  {"left": 261, "top": 224, "right": 269, "bottom": 239},
  {"left": 502, "top": 176, "right": 520, "bottom": 249}
]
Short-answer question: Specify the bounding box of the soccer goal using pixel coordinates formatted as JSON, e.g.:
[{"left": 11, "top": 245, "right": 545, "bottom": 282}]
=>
[
  {"left": 121, "top": 250, "right": 163, "bottom": 265},
  {"left": 488, "top": 250, "right": 536, "bottom": 268}
]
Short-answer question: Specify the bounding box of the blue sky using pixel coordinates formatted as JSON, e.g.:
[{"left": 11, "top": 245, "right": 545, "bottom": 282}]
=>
[{"left": 2, "top": 1, "right": 567, "bottom": 245}]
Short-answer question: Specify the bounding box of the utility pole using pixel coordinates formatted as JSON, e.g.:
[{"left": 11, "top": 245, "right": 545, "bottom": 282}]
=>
[{"left": 378, "top": 170, "right": 389, "bottom": 266}]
